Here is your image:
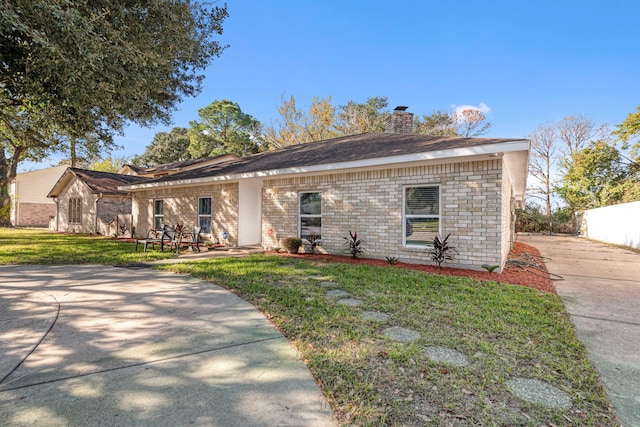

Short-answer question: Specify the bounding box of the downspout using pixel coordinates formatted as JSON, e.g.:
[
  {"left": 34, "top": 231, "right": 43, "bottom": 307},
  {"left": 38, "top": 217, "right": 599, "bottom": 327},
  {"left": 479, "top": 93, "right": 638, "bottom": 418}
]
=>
[
  {"left": 54, "top": 197, "right": 59, "bottom": 231},
  {"left": 94, "top": 193, "right": 103, "bottom": 235}
]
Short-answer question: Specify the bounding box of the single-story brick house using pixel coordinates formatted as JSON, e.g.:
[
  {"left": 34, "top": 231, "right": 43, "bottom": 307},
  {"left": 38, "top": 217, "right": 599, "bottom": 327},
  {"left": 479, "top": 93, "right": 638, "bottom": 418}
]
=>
[{"left": 120, "top": 110, "right": 530, "bottom": 271}]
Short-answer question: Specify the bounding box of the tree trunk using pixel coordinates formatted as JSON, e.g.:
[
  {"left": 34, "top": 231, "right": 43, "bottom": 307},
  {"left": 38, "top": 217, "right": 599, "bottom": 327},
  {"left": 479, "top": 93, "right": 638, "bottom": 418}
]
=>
[
  {"left": 70, "top": 136, "right": 77, "bottom": 167},
  {"left": 0, "top": 144, "right": 24, "bottom": 227}
]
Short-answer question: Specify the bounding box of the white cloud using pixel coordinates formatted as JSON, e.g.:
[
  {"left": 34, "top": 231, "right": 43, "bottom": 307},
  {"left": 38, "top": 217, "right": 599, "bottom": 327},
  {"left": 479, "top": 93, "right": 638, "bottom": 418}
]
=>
[{"left": 452, "top": 102, "right": 491, "bottom": 116}]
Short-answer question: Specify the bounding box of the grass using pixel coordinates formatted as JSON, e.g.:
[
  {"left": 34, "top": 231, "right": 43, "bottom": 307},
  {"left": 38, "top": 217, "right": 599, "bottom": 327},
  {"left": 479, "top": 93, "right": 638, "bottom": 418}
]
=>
[
  {"left": 0, "top": 229, "right": 616, "bottom": 425},
  {"left": 0, "top": 228, "right": 176, "bottom": 264},
  {"left": 162, "top": 255, "right": 617, "bottom": 426}
]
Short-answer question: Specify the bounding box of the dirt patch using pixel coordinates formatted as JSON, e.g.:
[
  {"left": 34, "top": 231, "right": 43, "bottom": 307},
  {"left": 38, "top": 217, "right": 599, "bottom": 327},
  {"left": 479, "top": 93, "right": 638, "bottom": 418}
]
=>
[{"left": 279, "top": 242, "right": 555, "bottom": 293}]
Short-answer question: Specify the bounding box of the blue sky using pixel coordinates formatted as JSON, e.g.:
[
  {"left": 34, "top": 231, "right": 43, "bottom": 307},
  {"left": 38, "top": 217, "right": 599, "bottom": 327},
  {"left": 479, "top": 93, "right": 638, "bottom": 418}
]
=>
[{"left": 24, "top": 0, "right": 640, "bottom": 171}]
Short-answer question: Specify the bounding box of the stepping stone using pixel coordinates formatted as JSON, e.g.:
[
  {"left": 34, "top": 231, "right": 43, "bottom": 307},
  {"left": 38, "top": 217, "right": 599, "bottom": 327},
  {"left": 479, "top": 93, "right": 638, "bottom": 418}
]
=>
[
  {"left": 308, "top": 276, "right": 332, "bottom": 281},
  {"left": 424, "top": 346, "right": 468, "bottom": 367},
  {"left": 337, "top": 298, "right": 363, "bottom": 306},
  {"left": 507, "top": 377, "right": 572, "bottom": 410},
  {"left": 382, "top": 326, "right": 420, "bottom": 343},
  {"left": 327, "top": 289, "right": 349, "bottom": 298},
  {"left": 319, "top": 281, "right": 339, "bottom": 288},
  {"left": 361, "top": 311, "right": 389, "bottom": 322}
]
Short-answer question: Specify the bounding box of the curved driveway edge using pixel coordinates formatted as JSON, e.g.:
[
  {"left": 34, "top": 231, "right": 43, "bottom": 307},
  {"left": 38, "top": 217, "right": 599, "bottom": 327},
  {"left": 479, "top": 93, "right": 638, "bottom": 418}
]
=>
[
  {"left": 518, "top": 234, "right": 640, "bottom": 427},
  {"left": 0, "top": 265, "right": 335, "bottom": 426}
]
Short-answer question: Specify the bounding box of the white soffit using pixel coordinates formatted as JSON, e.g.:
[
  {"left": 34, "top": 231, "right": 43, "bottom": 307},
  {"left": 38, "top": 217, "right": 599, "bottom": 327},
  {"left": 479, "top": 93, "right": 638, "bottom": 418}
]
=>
[{"left": 121, "top": 140, "right": 530, "bottom": 191}]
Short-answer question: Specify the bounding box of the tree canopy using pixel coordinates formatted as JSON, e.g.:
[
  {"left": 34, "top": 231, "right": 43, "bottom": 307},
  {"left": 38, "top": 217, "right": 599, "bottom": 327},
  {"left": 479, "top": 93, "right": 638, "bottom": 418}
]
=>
[
  {"left": 131, "top": 128, "right": 192, "bottom": 167},
  {"left": 188, "top": 100, "right": 263, "bottom": 158},
  {"left": 614, "top": 105, "right": 640, "bottom": 161},
  {"left": 0, "top": 0, "right": 228, "bottom": 224}
]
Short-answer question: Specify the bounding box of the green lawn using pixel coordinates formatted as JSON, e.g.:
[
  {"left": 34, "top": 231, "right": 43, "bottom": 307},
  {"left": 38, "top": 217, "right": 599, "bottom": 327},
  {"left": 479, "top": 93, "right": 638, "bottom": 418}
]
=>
[
  {"left": 0, "top": 228, "right": 175, "bottom": 264},
  {"left": 162, "top": 255, "right": 616, "bottom": 426},
  {"left": 0, "top": 229, "right": 616, "bottom": 425}
]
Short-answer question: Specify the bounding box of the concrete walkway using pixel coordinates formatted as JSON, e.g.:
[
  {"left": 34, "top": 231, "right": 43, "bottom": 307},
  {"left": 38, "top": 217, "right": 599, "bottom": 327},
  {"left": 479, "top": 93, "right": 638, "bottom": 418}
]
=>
[
  {"left": 0, "top": 265, "right": 335, "bottom": 426},
  {"left": 518, "top": 234, "right": 640, "bottom": 427}
]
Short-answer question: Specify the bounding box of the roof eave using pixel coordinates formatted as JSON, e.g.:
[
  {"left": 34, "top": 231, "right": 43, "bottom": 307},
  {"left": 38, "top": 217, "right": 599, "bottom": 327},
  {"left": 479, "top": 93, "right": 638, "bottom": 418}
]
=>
[{"left": 120, "top": 140, "right": 530, "bottom": 191}]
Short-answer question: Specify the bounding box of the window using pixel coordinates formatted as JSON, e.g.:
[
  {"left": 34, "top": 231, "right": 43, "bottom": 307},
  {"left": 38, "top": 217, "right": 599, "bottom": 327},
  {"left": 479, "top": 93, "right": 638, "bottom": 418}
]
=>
[
  {"left": 68, "top": 198, "right": 82, "bottom": 224},
  {"left": 299, "top": 191, "right": 321, "bottom": 241},
  {"left": 198, "top": 197, "right": 212, "bottom": 233},
  {"left": 403, "top": 186, "right": 440, "bottom": 246},
  {"left": 153, "top": 200, "right": 164, "bottom": 229}
]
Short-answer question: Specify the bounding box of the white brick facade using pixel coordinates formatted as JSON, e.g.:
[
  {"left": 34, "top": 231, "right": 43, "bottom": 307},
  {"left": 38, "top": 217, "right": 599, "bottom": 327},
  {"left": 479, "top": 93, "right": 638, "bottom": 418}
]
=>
[{"left": 132, "top": 183, "right": 239, "bottom": 245}]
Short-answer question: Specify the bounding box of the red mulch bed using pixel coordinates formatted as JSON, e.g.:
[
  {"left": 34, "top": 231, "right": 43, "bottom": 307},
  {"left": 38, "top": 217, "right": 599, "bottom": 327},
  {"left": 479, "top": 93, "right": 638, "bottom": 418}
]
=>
[{"left": 279, "top": 242, "right": 556, "bottom": 294}]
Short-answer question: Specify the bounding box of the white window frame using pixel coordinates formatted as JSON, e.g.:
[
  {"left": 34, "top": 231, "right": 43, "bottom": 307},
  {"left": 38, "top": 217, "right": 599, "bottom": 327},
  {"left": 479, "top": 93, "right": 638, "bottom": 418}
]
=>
[
  {"left": 402, "top": 185, "right": 441, "bottom": 248},
  {"left": 298, "top": 191, "right": 322, "bottom": 241},
  {"left": 198, "top": 197, "right": 212, "bottom": 234},
  {"left": 153, "top": 199, "right": 164, "bottom": 230}
]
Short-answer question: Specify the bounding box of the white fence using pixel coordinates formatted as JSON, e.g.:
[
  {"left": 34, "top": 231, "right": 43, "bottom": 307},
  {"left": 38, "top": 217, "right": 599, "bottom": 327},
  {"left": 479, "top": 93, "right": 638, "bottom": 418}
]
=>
[{"left": 581, "top": 201, "right": 640, "bottom": 249}]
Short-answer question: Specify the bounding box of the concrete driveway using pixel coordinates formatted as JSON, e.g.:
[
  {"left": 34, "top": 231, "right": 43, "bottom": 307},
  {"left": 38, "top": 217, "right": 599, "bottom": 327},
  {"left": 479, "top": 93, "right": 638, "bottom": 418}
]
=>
[
  {"left": 0, "top": 265, "right": 335, "bottom": 426},
  {"left": 518, "top": 234, "right": 640, "bottom": 427}
]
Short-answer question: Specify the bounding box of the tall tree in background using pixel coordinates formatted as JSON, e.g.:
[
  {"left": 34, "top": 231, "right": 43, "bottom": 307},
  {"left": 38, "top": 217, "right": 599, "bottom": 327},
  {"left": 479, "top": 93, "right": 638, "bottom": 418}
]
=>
[
  {"left": 89, "top": 156, "right": 128, "bottom": 173},
  {"left": 555, "top": 140, "right": 637, "bottom": 210},
  {"left": 528, "top": 123, "right": 557, "bottom": 223},
  {"left": 614, "top": 105, "right": 640, "bottom": 162},
  {"left": 414, "top": 108, "right": 491, "bottom": 137},
  {"left": 455, "top": 109, "right": 492, "bottom": 137},
  {"left": 557, "top": 114, "right": 608, "bottom": 157},
  {"left": 0, "top": 0, "right": 228, "bottom": 224},
  {"left": 414, "top": 110, "right": 458, "bottom": 136},
  {"left": 263, "top": 96, "right": 337, "bottom": 149},
  {"left": 336, "top": 96, "right": 390, "bottom": 135},
  {"left": 132, "top": 128, "right": 192, "bottom": 167},
  {"left": 188, "top": 100, "right": 263, "bottom": 158}
]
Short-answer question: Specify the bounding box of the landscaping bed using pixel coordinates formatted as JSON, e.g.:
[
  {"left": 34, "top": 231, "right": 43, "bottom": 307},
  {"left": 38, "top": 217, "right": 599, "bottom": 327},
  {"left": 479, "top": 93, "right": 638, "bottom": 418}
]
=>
[{"left": 278, "top": 241, "right": 556, "bottom": 293}]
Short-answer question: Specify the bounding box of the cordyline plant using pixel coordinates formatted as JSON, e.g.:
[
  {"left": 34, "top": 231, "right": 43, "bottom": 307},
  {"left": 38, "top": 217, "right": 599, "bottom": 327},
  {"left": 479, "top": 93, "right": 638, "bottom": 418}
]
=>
[
  {"left": 343, "top": 230, "right": 365, "bottom": 259},
  {"left": 428, "top": 233, "right": 457, "bottom": 268}
]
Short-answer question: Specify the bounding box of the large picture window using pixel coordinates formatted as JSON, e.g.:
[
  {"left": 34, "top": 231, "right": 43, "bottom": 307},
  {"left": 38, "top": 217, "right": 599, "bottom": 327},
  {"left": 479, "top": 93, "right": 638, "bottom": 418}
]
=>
[
  {"left": 153, "top": 199, "right": 164, "bottom": 229},
  {"left": 299, "top": 191, "right": 321, "bottom": 241},
  {"left": 403, "top": 186, "right": 440, "bottom": 246},
  {"left": 68, "top": 198, "right": 82, "bottom": 224},
  {"left": 198, "top": 197, "right": 212, "bottom": 233}
]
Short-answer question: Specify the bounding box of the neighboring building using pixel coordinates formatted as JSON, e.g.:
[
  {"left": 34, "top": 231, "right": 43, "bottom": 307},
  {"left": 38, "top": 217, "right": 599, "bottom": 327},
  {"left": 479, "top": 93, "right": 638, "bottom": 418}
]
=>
[
  {"left": 9, "top": 165, "right": 68, "bottom": 227},
  {"left": 47, "top": 168, "right": 147, "bottom": 235},
  {"left": 120, "top": 108, "right": 530, "bottom": 271}
]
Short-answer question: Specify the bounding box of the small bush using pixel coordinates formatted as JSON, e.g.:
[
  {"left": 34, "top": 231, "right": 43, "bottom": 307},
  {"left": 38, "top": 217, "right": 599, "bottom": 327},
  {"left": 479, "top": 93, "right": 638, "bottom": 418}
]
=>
[
  {"left": 385, "top": 256, "right": 399, "bottom": 265},
  {"left": 282, "top": 237, "right": 302, "bottom": 254},
  {"left": 481, "top": 264, "right": 500, "bottom": 274},
  {"left": 303, "top": 234, "right": 319, "bottom": 254},
  {"left": 427, "top": 233, "right": 457, "bottom": 268},
  {"left": 343, "top": 231, "right": 365, "bottom": 259}
]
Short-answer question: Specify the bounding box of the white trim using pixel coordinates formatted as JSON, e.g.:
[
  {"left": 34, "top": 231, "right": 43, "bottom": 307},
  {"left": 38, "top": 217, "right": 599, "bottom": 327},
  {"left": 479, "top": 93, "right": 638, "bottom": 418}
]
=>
[
  {"left": 402, "top": 184, "right": 441, "bottom": 248},
  {"left": 120, "top": 140, "right": 529, "bottom": 191}
]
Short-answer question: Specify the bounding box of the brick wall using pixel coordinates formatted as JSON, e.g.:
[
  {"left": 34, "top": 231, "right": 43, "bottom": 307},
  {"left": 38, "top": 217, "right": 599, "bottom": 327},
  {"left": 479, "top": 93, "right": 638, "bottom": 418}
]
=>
[
  {"left": 262, "top": 159, "right": 507, "bottom": 269},
  {"left": 15, "top": 203, "right": 55, "bottom": 227},
  {"left": 132, "top": 182, "right": 239, "bottom": 245},
  {"left": 56, "top": 177, "right": 95, "bottom": 233}
]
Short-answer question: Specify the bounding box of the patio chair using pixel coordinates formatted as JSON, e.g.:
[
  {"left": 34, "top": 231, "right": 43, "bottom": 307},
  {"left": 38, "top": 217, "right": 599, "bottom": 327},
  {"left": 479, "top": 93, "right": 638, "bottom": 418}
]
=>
[
  {"left": 172, "top": 226, "right": 202, "bottom": 254},
  {"left": 135, "top": 227, "right": 164, "bottom": 253},
  {"left": 135, "top": 224, "right": 176, "bottom": 253}
]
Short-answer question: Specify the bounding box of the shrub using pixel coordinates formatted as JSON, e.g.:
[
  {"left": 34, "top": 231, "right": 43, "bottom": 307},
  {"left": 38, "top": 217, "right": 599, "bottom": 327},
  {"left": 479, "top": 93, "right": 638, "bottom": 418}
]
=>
[
  {"left": 427, "top": 233, "right": 457, "bottom": 268},
  {"left": 282, "top": 237, "right": 302, "bottom": 254},
  {"left": 481, "top": 264, "right": 500, "bottom": 274},
  {"left": 343, "top": 231, "right": 365, "bottom": 259},
  {"left": 385, "top": 256, "right": 399, "bottom": 265}
]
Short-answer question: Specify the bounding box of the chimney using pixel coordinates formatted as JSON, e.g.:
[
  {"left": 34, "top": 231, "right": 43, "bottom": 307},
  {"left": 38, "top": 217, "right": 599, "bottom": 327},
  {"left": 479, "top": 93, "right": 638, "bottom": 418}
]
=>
[{"left": 386, "top": 106, "right": 414, "bottom": 133}]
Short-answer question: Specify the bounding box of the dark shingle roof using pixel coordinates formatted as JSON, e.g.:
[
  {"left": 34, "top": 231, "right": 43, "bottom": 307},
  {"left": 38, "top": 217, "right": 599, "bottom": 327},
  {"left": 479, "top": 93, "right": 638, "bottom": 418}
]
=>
[
  {"left": 141, "top": 132, "right": 526, "bottom": 184},
  {"left": 69, "top": 168, "right": 148, "bottom": 194}
]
